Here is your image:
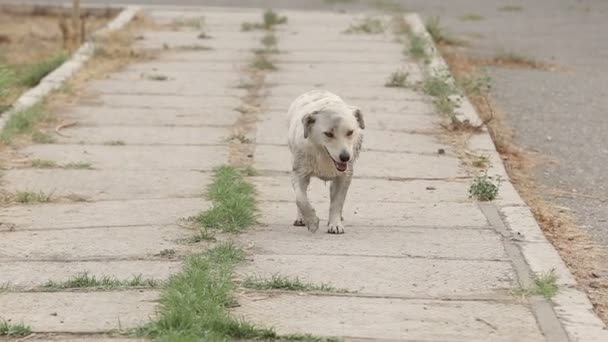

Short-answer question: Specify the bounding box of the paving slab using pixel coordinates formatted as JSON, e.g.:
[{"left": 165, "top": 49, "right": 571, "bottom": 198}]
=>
[
  {"left": 80, "top": 93, "right": 239, "bottom": 110},
  {"left": 89, "top": 79, "right": 245, "bottom": 97},
  {"left": 251, "top": 176, "right": 471, "bottom": 203},
  {"left": 20, "top": 145, "right": 227, "bottom": 171},
  {"left": 54, "top": 126, "right": 230, "bottom": 145},
  {"left": 257, "top": 201, "right": 489, "bottom": 228},
  {"left": 0, "top": 291, "right": 158, "bottom": 333},
  {"left": 2, "top": 169, "right": 211, "bottom": 201},
  {"left": 254, "top": 145, "right": 465, "bottom": 179},
  {"left": 62, "top": 106, "right": 239, "bottom": 127},
  {"left": 233, "top": 294, "right": 545, "bottom": 341},
  {"left": 0, "top": 198, "right": 207, "bottom": 231},
  {"left": 0, "top": 260, "right": 181, "bottom": 289},
  {"left": 239, "top": 254, "right": 514, "bottom": 298},
  {"left": 239, "top": 225, "right": 505, "bottom": 260},
  {"left": 122, "top": 61, "right": 247, "bottom": 74},
  {"left": 267, "top": 84, "right": 428, "bottom": 101},
  {"left": 0, "top": 225, "right": 190, "bottom": 260}
]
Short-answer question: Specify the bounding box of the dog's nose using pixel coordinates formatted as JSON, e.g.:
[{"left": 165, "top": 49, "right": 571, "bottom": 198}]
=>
[{"left": 339, "top": 151, "right": 350, "bottom": 162}]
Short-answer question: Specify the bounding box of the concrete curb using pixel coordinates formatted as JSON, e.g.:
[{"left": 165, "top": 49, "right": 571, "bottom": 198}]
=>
[
  {"left": 403, "top": 12, "right": 608, "bottom": 342},
  {"left": 0, "top": 5, "right": 141, "bottom": 132},
  {"left": 403, "top": 13, "right": 483, "bottom": 128}
]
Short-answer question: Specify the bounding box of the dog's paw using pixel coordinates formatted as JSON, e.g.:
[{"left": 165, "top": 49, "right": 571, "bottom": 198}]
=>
[
  {"left": 327, "top": 222, "right": 345, "bottom": 234},
  {"left": 293, "top": 218, "right": 305, "bottom": 226},
  {"left": 305, "top": 215, "right": 320, "bottom": 233}
]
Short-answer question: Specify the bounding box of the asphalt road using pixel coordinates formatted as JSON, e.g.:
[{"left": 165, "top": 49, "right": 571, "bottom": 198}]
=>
[{"left": 6, "top": 0, "right": 608, "bottom": 246}]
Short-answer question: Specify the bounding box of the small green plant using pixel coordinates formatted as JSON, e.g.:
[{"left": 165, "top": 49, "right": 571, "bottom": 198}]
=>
[
  {"left": 0, "top": 104, "right": 47, "bottom": 144},
  {"left": 192, "top": 227, "right": 216, "bottom": 242},
  {"left": 191, "top": 166, "right": 256, "bottom": 233},
  {"left": 243, "top": 274, "right": 350, "bottom": 293},
  {"left": 458, "top": 74, "right": 491, "bottom": 96},
  {"left": 460, "top": 13, "right": 484, "bottom": 21},
  {"left": 30, "top": 159, "right": 59, "bottom": 168},
  {"left": 17, "top": 53, "right": 67, "bottom": 87},
  {"left": 0, "top": 64, "right": 15, "bottom": 104},
  {"left": 407, "top": 33, "right": 428, "bottom": 60},
  {"left": 31, "top": 131, "right": 56, "bottom": 144},
  {"left": 422, "top": 74, "right": 456, "bottom": 98},
  {"left": 344, "top": 17, "right": 384, "bottom": 34},
  {"left": 385, "top": 70, "right": 409, "bottom": 88},
  {"left": 14, "top": 190, "right": 53, "bottom": 204},
  {"left": 0, "top": 319, "right": 32, "bottom": 337},
  {"left": 513, "top": 270, "right": 559, "bottom": 299},
  {"left": 63, "top": 162, "right": 93, "bottom": 169},
  {"left": 104, "top": 140, "right": 126, "bottom": 146},
  {"left": 242, "top": 9, "right": 287, "bottom": 31},
  {"left": 499, "top": 5, "right": 523, "bottom": 12},
  {"left": 250, "top": 54, "right": 277, "bottom": 71},
  {"left": 137, "top": 242, "right": 277, "bottom": 340},
  {"left": 146, "top": 74, "right": 168, "bottom": 81},
  {"left": 425, "top": 16, "right": 464, "bottom": 46},
  {"left": 469, "top": 172, "right": 502, "bottom": 201},
  {"left": 44, "top": 272, "right": 160, "bottom": 290}
]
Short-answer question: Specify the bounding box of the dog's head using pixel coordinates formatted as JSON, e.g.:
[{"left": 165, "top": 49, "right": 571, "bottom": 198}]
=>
[{"left": 302, "top": 106, "right": 365, "bottom": 172}]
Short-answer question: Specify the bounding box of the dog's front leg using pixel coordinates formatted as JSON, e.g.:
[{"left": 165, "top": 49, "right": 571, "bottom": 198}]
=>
[
  {"left": 292, "top": 173, "right": 319, "bottom": 232},
  {"left": 328, "top": 175, "right": 351, "bottom": 234}
]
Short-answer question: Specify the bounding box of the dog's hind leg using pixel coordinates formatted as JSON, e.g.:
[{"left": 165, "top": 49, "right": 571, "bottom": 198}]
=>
[
  {"left": 291, "top": 173, "right": 320, "bottom": 232},
  {"left": 328, "top": 175, "right": 351, "bottom": 234}
]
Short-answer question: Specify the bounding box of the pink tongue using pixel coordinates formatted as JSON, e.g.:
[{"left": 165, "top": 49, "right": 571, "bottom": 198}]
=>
[{"left": 336, "top": 162, "right": 347, "bottom": 171}]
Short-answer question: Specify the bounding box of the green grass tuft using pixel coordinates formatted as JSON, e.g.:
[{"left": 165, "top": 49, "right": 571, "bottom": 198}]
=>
[
  {"left": 104, "top": 140, "right": 126, "bottom": 146},
  {"left": 0, "top": 319, "right": 32, "bottom": 337},
  {"left": 344, "top": 17, "right": 384, "bottom": 34},
  {"left": 14, "top": 190, "right": 53, "bottom": 204},
  {"left": 44, "top": 272, "right": 160, "bottom": 290},
  {"left": 460, "top": 13, "right": 484, "bottom": 21},
  {"left": 0, "top": 104, "right": 47, "bottom": 144},
  {"left": 243, "top": 274, "right": 351, "bottom": 293},
  {"left": 513, "top": 270, "right": 559, "bottom": 299},
  {"left": 191, "top": 166, "right": 256, "bottom": 233},
  {"left": 0, "top": 64, "right": 15, "bottom": 104},
  {"left": 17, "top": 53, "right": 68, "bottom": 87},
  {"left": 385, "top": 70, "right": 409, "bottom": 88},
  {"left": 137, "top": 242, "right": 277, "bottom": 340},
  {"left": 407, "top": 33, "right": 428, "bottom": 60},
  {"left": 469, "top": 172, "right": 502, "bottom": 201},
  {"left": 30, "top": 159, "right": 59, "bottom": 169},
  {"left": 242, "top": 9, "right": 287, "bottom": 31},
  {"left": 261, "top": 33, "right": 277, "bottom": 47},
  {"left": 250, "top": 54, "right": 277, "bottom": 71},
  {"left": 63, "top": 161, "right": 93, "bottom": 169}
]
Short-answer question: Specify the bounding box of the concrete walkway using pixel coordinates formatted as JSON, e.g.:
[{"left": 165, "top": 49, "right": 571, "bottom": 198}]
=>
[{"left": 0, "top": 6, "right": 602, "bottom": 341}]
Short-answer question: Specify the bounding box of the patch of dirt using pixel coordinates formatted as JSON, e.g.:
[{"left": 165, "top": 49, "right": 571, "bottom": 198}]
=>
[{"left": 440, "top": 44, "right": 608, "bottom": 324}]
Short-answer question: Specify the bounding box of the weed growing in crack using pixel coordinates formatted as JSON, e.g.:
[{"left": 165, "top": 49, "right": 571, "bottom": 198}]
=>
[
  {"left": 458, "top": 74, "right": 491, "bottom": 97},
  {"left": 385, "top": 70, "right": 410, "bottom": 88},
  {"left": 104, "top": 140, "right": 126, "bottom": 146},
  {"left": 44, "top": 272, "right": 160, "bottom": 290},
  {"left": 513, "top": 270, "right": 559, "bottom": 299},
  {"left": 14, "top": 190, "right": 53, "bottom": 204},
  {"left": 242, "top": 9, "right": 287, "bottom": 31},
  {"left": 191, "top": 166, "right": 256, "bottom": 233},
  {"left": 469, "top": 172, "right": 502, "bottom": 201},
  {"left": 0, "top": 320, "right": 32, "bottom": 337},
  {"left": 407, "top": 33, "right": 428, "bottom": 61},
  {"left": 63, "top": 162, "right": 93, "bottom": 170},
  {"left": 243, "top": 274, "right": 351, "bottom": 293},
  {"left": 344, "top": 17, "right": 384, "bottom": 34},
  {"left": 250, "top": 54, "right": 277, "bottom": 71}
]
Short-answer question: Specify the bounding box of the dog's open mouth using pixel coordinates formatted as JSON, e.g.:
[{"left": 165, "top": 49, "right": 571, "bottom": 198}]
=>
[{"left": 325, "top": 148, "right": 348, "bottom": 172}]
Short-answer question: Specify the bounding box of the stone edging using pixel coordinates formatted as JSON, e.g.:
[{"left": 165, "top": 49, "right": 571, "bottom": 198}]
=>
[
  {"left": 403, "top": 12, "right": 608, "bottom": 342},
  {"left": 0, "top": 5, "right": 141, "bottom": 132}
]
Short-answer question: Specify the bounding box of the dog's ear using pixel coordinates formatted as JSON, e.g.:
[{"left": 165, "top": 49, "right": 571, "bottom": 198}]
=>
[
  {"left": 353, "top": 108, "right": 365, "bottom": 130},
  {"left": 302, "top": 111, "right": 319, "bottom": 139}
]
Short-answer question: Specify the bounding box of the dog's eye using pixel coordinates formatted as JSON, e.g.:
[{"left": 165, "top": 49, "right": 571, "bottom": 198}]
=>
[
  {"left": 324, "top": 132, "right": 334, "bottom": 138},
  {"left": 346, "top": 130, "right": 354, "bottom": 137}
]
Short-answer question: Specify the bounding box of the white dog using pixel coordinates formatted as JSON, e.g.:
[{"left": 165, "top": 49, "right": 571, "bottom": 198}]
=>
[{"left": 287, "top": 90, "right": 365, "bottom": 234}]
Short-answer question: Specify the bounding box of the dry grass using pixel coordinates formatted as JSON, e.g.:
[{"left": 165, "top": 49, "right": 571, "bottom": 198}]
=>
[{"left": 440, "top": 45, "right": 608, "bottom": 324}]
